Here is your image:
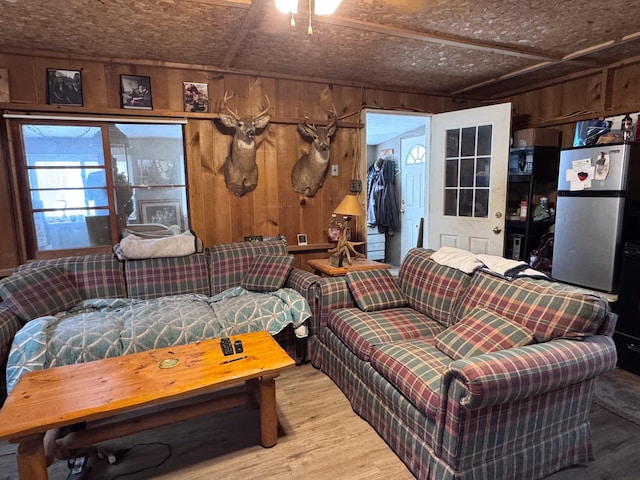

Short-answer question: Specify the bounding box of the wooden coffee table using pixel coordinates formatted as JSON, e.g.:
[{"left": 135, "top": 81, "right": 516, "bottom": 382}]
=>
[{"left": 0, "top": 331, "right": 294, "bottom": 480}]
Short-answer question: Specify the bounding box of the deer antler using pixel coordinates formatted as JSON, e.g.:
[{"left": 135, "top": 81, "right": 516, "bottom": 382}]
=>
[
  {"left": 253, "top": 95, "right": 271, "bottom": 119},
  {"left": 221, "top": 91, "right": 239, "bottom": 120}
]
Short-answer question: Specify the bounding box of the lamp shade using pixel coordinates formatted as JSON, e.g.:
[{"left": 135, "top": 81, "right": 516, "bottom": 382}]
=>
[
  {"left": 333, "top": 194, "right": 365, "bottom": 217},
  {"left": 314, "top": 0, "right": 342, "bottom": 15}
]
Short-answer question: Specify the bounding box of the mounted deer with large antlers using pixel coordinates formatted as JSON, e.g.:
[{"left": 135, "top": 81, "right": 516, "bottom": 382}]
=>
[
  {"left": 217, "top": 92, "right": 271, "bottom": 197},
  {"left": 291, "top": 110, "right": 338, "bottom": 197}
]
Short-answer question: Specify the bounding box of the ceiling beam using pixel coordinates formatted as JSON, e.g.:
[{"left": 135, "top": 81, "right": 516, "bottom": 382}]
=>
[
  {"left": 452, "top": 30, "right": 640, "bottom": 96},
  {"left": 221, "top": 0, "right": 265, "bottom": 67},
  {"left": 314, "top": 15, "right": 560, "bottom": 62}
]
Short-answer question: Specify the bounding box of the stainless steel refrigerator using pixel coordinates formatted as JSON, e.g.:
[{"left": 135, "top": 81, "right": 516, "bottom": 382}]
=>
[{"left": 552, "top": 143, "right": 640, "bottom": 293}]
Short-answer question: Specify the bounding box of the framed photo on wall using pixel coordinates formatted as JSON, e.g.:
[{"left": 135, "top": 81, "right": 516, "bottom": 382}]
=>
[
  {"left": 139, "top": 201, "right": 181, "bottom": 228},
  {"left": 47, "top": 68, "right": 83, "bottom": 106},
  {"left": 297, "top": 233, "right": 308, "bottom": 246},
  {"left": 121, "top": 75, "right": 152, "bottom": 109},
  {"left": 183, "top": 82, "right": 209, "bottom": 112}
]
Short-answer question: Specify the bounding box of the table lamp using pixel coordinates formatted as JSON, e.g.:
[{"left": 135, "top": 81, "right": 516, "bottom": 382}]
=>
[{"left": 328, "top": 194, "right": 366, "bottom": 267}]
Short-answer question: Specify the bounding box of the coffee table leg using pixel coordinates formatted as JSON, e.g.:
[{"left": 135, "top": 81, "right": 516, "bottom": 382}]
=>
[
  {"left": 16, "top": 433, "right": 48, "bottom": 480},
  {"left": 259, "top": 374, "right": 278, "bottom": 448}
]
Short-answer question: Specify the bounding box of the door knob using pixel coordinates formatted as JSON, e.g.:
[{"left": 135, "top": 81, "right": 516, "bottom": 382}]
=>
[
  {"left": 493, "top": 226, "right": 502, "bottom": 234},
  {"left": 495, "top": 212, "right": 503, "bottom": 218}
]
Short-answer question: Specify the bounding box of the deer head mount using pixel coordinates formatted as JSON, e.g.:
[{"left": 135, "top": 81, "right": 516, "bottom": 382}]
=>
[
  {"left": 291, "top": 112, "right": 338, "bottom": 198},
  {"left": 217, "top": 92, "right": 271, "bottom": 197}
]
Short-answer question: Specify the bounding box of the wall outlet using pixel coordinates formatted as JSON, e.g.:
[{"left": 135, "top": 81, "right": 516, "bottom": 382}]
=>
[
  {"left": 350, "top": 179, "right": 362, "bottom": 193},
  {"left": 331, "top": 165, "right": 339, "bottom": 176}
]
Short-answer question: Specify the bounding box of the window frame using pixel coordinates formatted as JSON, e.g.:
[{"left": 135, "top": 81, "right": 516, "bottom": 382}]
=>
[{"left": 7, "top": 117, "right": 188, "bottom": 259}]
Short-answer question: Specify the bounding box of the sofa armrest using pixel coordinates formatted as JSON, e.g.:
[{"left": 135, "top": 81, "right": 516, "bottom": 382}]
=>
[
  {"left": 316, "top": 277, "right": 355, "bottom": 329},
  {"left": 441, "top": 335, "right": 617, "bottom": 410},
  {"left": 0, "top": 303, "right": 22, "bottom": 406},
  {"left": 285, "top": 267, "right": 320, "bottom": 336}
]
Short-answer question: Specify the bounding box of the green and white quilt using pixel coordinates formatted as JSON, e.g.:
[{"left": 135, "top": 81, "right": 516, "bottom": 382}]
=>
[{"left": 6, "top": 287, "right": 310, "bottom": 393}]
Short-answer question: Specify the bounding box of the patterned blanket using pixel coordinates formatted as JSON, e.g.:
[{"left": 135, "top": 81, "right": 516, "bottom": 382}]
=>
[{"left": 6, "top": 288, "right": 310, "bottom": 393}]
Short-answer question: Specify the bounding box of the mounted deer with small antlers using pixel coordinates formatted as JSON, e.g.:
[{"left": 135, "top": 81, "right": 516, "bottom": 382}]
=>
[
  {"left": 217, "top": 92, "right": 271, "bottom": 197},
  {"left": 291, "top": 110, "right": 338, "bottom": 198}
]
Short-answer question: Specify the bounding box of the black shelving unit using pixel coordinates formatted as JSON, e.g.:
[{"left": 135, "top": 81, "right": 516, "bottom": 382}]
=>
[{"left": 504, "top": 146, "right": 560, "bottom": 266}]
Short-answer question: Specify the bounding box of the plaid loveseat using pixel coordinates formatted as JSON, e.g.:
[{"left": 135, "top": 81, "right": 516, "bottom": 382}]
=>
[
  {"left": 311, "top": 247, "right": 617, "bottom": 480},
  {"left": 0, "top": 239, "right": 319, "bottom": 405}
]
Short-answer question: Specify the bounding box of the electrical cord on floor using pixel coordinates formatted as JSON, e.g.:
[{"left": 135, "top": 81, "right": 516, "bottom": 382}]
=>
[{"left": 109, "top": 442, "right": 172, "bottom": 480}]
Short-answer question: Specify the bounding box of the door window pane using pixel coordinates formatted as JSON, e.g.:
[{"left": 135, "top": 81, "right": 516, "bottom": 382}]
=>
[{"left": 443, "top": 125, "right": 493, "bottom": 218}]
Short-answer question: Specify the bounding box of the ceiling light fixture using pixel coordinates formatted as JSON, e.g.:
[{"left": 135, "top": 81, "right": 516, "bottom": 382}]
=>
[{"left": 275, "top": 0, "right": 342, "bottom": 34}]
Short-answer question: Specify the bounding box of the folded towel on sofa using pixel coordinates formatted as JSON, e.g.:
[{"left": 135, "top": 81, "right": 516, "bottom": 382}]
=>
[
  {"left": 476, "top": 254, "right": 549, "bottom": 280},
  {"left": 115, "top": 230, "right": 200, "bottom": 260},
  {"left": 431, "top": 247, "right": 484, "bottom": 274}
]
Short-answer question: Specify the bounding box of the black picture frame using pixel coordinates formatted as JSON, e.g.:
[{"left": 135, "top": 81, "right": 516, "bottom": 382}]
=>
[
  {"left": 47, "top": 69, "right": 83, "bottom": 106},
  {"left": 120, "top": 75, "right": 153, "bottom": 110}
]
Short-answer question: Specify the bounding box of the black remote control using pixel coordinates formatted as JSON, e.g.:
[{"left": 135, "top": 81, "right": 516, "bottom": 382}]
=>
[
  {"left": 220, "top": 337, "right": 234, "bottom": 356},
  {"left": 234, "top": 340, "right": 243, "bottom": 354}
]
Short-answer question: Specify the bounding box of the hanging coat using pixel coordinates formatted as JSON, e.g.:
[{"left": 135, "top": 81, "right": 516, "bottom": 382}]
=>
[{"left": 373, "top": 159, "right": 401, "bottom": 235}]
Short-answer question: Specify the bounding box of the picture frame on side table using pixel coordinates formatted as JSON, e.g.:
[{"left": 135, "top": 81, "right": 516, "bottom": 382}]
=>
[
  {"left": 139, "top": 201, "right": 181, "bottom": 228},
  {"left": 47, "top": 69, "right": 83, "bottom": 106},
  {"left": 121, "top": 75, "right": 152, "bottom": 110}
]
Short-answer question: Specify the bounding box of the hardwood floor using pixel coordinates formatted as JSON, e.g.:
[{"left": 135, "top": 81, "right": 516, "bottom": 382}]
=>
[{"left": 1, "top": 364, "right": 640, "bottom": 480}]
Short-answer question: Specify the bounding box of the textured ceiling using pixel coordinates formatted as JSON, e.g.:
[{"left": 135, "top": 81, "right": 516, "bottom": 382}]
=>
[{"left": 0, "top": 0, "right": 639, "bottom": 99}]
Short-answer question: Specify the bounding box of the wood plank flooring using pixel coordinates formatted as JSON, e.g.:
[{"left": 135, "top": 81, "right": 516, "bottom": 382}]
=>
[{"left": 1, "top": 363, "right": 640, "bottom": 480}]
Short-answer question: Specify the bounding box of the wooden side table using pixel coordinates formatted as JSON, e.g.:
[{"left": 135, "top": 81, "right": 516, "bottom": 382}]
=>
[{"left": 307, "top": 257, "right": 391, "bottom": 277}]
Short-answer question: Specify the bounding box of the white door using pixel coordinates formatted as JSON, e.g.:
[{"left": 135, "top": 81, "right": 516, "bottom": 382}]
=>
[
  {"left": 400, "top": 134, "right": 427, "bottom": 260},
  {"left": 427, "top": 103, "right": 511, "bottom": 255}
]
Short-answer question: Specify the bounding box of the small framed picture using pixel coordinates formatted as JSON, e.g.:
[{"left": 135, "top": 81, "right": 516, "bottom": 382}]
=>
[
  {"left": 297, "top": 233, "right": 308, "bottom": 246},
  {"left": 47, "top": 69, "right": 83, "bottom": 106},
  {"left": 121, "top": 75, "right": 152, "bottom": 109},
  {"left": 139, "top": 201, "right": 181, "bottom": 228},
  {"left": 183, "top": 82, "right": 209, "bottom": 112}
]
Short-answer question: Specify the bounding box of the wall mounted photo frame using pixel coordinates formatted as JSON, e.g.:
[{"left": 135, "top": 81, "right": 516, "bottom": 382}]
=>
[
  {"left": 47, "top": 68, "right": 83, "bottom": 106},
  {"left": 183, "top": 82, "right": 209, "bottom": 112},
  {"left": 121, "top": 75, "right": 152, "bottom": 110},
  {"left": 139, "top": 201, "right": 181, "bottom": 228}
]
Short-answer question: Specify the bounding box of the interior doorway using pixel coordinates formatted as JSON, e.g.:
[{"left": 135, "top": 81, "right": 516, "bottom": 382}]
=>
[{"left": 364, "top": 110, "right": 429, "bottom": 267}]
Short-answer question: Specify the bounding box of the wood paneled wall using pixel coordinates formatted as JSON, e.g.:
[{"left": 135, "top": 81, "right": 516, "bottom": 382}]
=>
[
  {"left": 2, "top": 52, "right": 638, "bottom": 272},
  {"left": 507, "top": 63, "right": 640, "bottom": 149},
  {"left": 0, "top": 52, "right": 473, "bottom": 271}
]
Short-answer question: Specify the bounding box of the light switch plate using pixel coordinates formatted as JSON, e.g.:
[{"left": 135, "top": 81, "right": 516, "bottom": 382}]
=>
[
  {"left": 331, "top": 165, "right": 339, "bottom": 176},
  {"left": 350, "top": 179, "right": 362, "bottom": 193}
]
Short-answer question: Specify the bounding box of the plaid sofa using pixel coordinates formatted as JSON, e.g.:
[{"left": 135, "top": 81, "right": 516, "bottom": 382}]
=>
[
  {"left": 0, "top": 239, "right": 318, "bottom": 406},
  {"left": 311, "top": 247, "right": 618, "bottom": 480}
]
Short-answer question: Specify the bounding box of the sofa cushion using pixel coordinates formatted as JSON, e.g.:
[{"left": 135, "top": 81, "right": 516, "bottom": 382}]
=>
[
  {"left": 434, "top": 307, "right": 535, "bottom": 360},
  {"left": 241, "top": 254, "right": 294, "bottom": 292},
  {"left": 346, "top": 269, "right": 408, "bottom": 312},
  {"left": 0, "top": 266, "right": 82, "bottom": 322},
  {"left": 16, "top": 254, "right": 126, "bottom": 299},
  {"left": 371, "top": 339, "right": 453, "bottom": 418},
  {"left": 454, "top": 271, "right": 610, "bottom": 342},
  {"left": 398, "top": 248, "right": 472, "bottom": 327},
  {"left": 328, "top": 307, "right": 444, "bottom": 361},
  {"left": 125, "top": 253, "right": 210, "bottom": 300},
  {"left": 207, "top": 240, "right": 289, "bottom": 295}
]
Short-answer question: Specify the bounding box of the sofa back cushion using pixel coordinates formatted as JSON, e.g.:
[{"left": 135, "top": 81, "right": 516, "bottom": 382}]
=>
[
  {"left": 125, "top": 253, "right": 210, "bottom": 299},
  {"left": 434, "top": 306, "right": 535, "bottom": 360},
  {"left": 346, "top": 269, "right": 408, "bottom": 312},
  {"left": 0, "top": 266, "right": 83, "bottom": 322},
  {"left": 454, "top": 270, "right": 610, "bottom": 341},
  {"left": 15, "top": 254, "right": 126, "bottom": 299},
  {"left": 398, "top": 248, "right": 473, "bottom": 326},
  {"left": 207, "top": 240, "right": 288, "bottom": 295},
  {"left": 241, "top": 254, "right": 294, "bottom": 292}
]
